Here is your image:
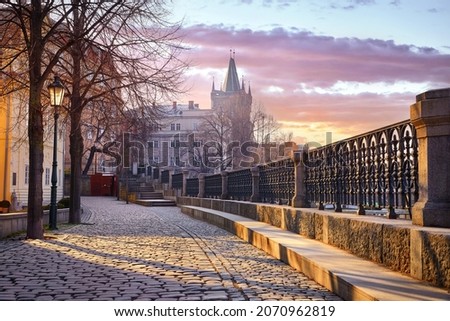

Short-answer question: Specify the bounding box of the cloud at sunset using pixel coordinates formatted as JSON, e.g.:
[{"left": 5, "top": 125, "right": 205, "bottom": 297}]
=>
[{"left": 178, "top": 24, "right": 450, "bottom": 144}]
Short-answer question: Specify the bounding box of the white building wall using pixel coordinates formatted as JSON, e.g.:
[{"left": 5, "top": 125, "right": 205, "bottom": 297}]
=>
[
  {"left": 9, "top": 98, "right": 65, "bottom": 209},
  {"left": 149, "top": 104, "right": 211, "bottom": 168}
]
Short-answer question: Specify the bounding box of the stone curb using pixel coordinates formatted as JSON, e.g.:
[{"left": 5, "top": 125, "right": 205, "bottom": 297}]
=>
[{"left": 180, "top": 205, "right": 450, "bottom": 301}]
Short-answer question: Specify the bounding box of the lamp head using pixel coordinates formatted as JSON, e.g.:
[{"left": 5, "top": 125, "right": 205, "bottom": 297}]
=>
[{"left": 48, "top": 76, "right": 65, "bottom": 107}]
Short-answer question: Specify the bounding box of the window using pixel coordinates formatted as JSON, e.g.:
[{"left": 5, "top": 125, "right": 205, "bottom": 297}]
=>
[
  {"left": 154, "top": 140, "right": 159, "bottom": 148},
  {"left": 170, "top": 123, "right": 175, "bottom": 131},
  {"left": 45, "top": 168, "right": 50, "bottom": 185},
  {"left": 12, "top": 173, "right": 17, "bottom": 186},
  {"left": 176, "top": 123, "right": 181, "bottom": 131},
  {"left": 24, "top": 165, "right": 29, "bottom": 185},
  {"left": 171, "top": 140, "right": 180, "bottom": 148}
]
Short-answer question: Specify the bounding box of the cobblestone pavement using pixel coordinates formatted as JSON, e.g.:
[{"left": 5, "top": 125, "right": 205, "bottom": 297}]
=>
[{"left": 0, "top": 197, "right": 342, "bottom": 301}]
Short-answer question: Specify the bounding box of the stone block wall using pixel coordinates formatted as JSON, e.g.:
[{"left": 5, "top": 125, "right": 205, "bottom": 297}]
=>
[{"left": 0, "top": 209, "right": 70, "bottom": 238}]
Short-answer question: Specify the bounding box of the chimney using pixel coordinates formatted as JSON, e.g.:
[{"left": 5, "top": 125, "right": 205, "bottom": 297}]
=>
[
  {"left": 188, "top": 100, "right": 194, "bottom": 110},
  {"left": 194, "top": 103, "right": 199, "bottom": 109},
  {"left": 172, "top": 101, "right": 177, "bottom": 109}
]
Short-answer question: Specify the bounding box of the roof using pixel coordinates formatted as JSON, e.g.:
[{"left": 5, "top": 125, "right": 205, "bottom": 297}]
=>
[{"left": 222, "top": 57, "right": 241, "bottom": 92}]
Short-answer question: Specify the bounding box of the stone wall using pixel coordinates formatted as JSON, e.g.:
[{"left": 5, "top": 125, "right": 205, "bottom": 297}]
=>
[
  {"left": 0, "top": 208, "right": 70, "bottom": 238},
  {"left": 177, "top": 196, "right": 450, "bottom": 289}
]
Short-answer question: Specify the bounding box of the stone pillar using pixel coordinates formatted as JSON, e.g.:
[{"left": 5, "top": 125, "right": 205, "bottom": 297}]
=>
[
  {"left": 410, "top": 88, "right": 450, "bottom": 227},
  {"left": 182, "top": 169, "right": 189, "bottom": 197},
  {"left": 198, "top": 174, "right": 205, "bottom": 198},
  {"left": 291, "top": 148, "right": 310, "bottom": 208},
  {"left": 250, "top": 166, "right": 260, "bottom": 202},
  {"left": 221, "top": 171, "right": 228, "bottom": 199}
]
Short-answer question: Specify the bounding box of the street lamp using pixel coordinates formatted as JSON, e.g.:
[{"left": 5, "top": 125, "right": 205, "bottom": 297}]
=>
[{"left": 47, "top": 76, "right": 65, "bottom": 230}]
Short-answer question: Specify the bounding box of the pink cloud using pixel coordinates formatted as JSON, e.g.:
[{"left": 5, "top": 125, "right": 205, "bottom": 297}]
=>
[{"left": 178, "top": 24, "right": 450, "bottom": 142}]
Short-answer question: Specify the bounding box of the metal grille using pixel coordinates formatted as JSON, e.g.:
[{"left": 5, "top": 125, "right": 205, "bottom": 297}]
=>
[
  {"left": 161, "top": 170, "right": 169, "bottom": 184},
  {"left": 258, "top": 158, "right": 295, "bottom": 205},
  {"left": 305, "top": 120, "right": 418, "bottom": 216},
  {"left": 227, "top": 168, "right": 252, "bottom": 200},
  {"left": 186, "top": 177, "right": 199, "bottom": 197},
  {"left": 171, "top": 172, "right": 183, "bottom": 189},
  {"left": 204, "top": 174, "right": 222, "bottom": 198}
]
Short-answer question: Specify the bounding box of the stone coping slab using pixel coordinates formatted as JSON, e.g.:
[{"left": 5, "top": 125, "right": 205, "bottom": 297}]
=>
[{"left": 181, "top": 205, "right": 450, "bottom": 301}]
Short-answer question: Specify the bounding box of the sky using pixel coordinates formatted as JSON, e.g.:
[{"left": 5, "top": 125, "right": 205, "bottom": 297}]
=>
[{"left": 169, "top": 0, "right": 450, "bottom": 144}]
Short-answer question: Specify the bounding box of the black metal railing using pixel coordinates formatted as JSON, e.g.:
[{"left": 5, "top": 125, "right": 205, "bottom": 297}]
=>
[
  {"left": 161, "top": 170, "right": 170, "bottom": 184},
  {"left": 153, "top": 168, "right": 159, "bottom": 180},
  {"left": 227, "top": 168, "right": 252, "bottom": 200},
  {"left": 258, "top": 158, "right": 295, "bottom": 205},
  {"left": 305, "top": 120, "right": 418, "bottom": 216},
  {"left": 204, "top": 173, "right": 222, "bottom": 198},
  {"left": 172, "top": 172, "right": 183, "bottom": 189},
  {"left": 186, "top": 177, "right": 199, "bottom": 197}
]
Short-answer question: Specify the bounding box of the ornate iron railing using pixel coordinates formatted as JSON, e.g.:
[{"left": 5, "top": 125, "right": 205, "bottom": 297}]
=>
[
  {"left": 172, "top": 172, "right": 183, "bottom": 189},
  {"left": 305, "top": 120, "right": 418, "bottom": 216},
  {"left": 152, "top": 168, "right": 159, "bottom": 180},
  {"left": 161, "top": 170, "right": 170, "bottom": 184},
  {"left": 186, "top": 177, "right": 199, "bottom": 197},
  {"left": 227, "top": 168, "right": 252, "bottom": 200},
  {"left": 259, "top": 158, "right": 295, "bottom": 204},
  {"left": 204, "top": 173, "right": 222, "bottom": 198}
]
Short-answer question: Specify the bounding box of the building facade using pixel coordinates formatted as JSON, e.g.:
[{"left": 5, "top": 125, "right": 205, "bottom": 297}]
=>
[
  {"left": 0, "top": 84, "right": 65, "bottom": 210},
  {"left": 148, "top": 101, "right": 211, "bottom": 170},
  {"left": 147, "top": 53, "right": 254, "bottom": 174}
]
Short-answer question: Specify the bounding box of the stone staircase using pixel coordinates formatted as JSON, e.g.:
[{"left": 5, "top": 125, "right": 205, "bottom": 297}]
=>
[{"left": 135, "top": 184, "right": 176, "bottom": 207}]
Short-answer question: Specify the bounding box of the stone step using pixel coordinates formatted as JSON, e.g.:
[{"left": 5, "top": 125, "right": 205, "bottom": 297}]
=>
[
  {"left": 135, "top": 199, "right": 176, "bottom": 207},
  {"left": 139, "top": 192, "right": 163, "bottom": 199},
  {"left": 138, "top": 186, "right": 155, "bottom": 193}
]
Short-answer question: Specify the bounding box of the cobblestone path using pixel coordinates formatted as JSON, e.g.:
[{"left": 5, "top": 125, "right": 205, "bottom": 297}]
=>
[{"left": 0, "top": 197, "right": 342, "bottom": 301}]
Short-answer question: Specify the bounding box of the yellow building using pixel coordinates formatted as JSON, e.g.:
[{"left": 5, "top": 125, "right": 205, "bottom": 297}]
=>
[
  {"left": 0, "top": 84, "right": 12, "bottom": 203},
  {"left": 0, "top": 82, "right": 65, "bottom": 211},
  {"left": 1, "top": 10, "right": 65, "bottom": 212}
]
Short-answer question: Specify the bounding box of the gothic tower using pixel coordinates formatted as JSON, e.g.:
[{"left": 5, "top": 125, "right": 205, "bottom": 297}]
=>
[{"left": 211, "top": 51, "right": 253, "bottom": 143}]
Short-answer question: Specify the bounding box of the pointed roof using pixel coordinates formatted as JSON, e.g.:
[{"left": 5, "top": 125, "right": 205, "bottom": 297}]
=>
[{"left": 222, "top": 54, "right": 241, "bottom": 92}]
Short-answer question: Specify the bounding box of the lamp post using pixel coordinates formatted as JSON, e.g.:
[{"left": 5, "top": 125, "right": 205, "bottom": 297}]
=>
[{"left": 47, "top": 76, "right": 65, "bottom": 230}]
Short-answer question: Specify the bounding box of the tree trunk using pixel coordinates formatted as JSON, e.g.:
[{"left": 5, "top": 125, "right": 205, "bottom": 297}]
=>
[
  {"left": 26, "top": 1, "right": 45, "bottom": 239},
  {"left": 69, "top": 108, "right": 83, "bottom": 224},
  {"left": 69, "top": 1, "right": 83, "bottom": 224},
  {"left": 82, "top": 146, "right": 96, "bottom": 176}
]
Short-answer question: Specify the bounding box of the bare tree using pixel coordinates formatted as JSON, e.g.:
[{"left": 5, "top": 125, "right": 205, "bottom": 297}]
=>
[
  {"left": 81, "top": 99, "right": 123, "bottom": 176},
  {"left": 1, "top": 1, "right": 75, "bottom": 239},
  {"left": 251, "top": 101, "right": 281, "bottom": 145},
  {"left": 52, "top": 0, "right": 187, "bottom": 223},
  {"left": 1, "top": 0, "right": 188, "bottom": 234},
  {"left": 197, "top": 104, "right": 233, "bottom": 171}
]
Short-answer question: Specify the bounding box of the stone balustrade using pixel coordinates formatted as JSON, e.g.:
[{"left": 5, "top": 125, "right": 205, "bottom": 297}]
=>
[{"left": 164, "top": 89, "right": 450, "bottom": 228}]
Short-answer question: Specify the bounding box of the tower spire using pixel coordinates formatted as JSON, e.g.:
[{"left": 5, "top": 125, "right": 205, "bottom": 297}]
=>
[{"left": 223, "top": 50, "right": 240, "bottom": 92}]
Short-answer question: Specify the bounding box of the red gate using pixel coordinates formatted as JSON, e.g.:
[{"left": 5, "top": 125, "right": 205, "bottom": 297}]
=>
[{"left": 90, "top": 174, "right": 116, "bottom": 196}]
